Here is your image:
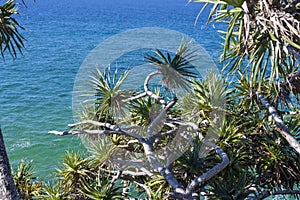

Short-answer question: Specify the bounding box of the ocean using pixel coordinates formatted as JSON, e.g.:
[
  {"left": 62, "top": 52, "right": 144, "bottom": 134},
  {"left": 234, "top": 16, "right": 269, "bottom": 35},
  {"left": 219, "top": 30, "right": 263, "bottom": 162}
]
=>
[{"left": 0, "top": 0, "right": 223, "bottom": 180}]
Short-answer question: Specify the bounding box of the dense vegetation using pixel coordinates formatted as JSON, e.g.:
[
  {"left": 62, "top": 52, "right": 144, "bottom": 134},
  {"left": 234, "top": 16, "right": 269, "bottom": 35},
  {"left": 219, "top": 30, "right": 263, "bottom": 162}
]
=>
[{"left": 1, "top": 0, "right": 300, "bottom": 199}]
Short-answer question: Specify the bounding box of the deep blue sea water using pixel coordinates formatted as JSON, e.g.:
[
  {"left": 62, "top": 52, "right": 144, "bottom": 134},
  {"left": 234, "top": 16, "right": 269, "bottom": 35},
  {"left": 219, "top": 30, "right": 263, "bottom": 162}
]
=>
[{"left": 0, "top": 0, "right": 223, "bottom": 180}]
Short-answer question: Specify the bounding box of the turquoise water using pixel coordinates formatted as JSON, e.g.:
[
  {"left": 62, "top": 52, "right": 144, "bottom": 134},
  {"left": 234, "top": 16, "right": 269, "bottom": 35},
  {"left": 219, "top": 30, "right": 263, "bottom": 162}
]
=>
[{"left": 0, "top": 0, "right": 222, "bottom": 180}]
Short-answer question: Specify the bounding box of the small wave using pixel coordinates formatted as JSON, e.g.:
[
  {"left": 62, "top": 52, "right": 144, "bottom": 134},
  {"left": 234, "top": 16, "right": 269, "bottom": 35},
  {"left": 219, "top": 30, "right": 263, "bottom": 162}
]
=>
[{"left": 9, "top": 138, "right": 31, "bottom": 152}]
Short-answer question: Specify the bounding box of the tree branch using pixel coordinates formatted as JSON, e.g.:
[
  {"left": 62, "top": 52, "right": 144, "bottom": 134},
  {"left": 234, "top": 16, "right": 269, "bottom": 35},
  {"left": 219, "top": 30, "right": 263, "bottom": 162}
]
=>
[
  {"left": 166, "top": 120, "right": 202, "bottom": 137},
  {"left": 146, "top": 96, "right": 178, "bottom": 137},
  {"left": 256, "top": 91, "right": 300, "bottom": 154},
  {"left": 278, "top": 110, "right": 300, "bottom": 115},
  {"left": 67, "top": 120, "right": 143, "bottom": 140},
  {"left": 111, "top": 159, "right": 154, "bottom": 177},
  {"left": 98, "top": 167, "right": 148, "bottom": 177},
  {"left": 142, "top": 142, "right": 185, "bottom": 195},
  {"left": 122, "top": 92, "right": 147, "bottom": 102},
  {"left": 144, "top": 71, "right": 167, "bottom": 106},
  {"left": 68, "top": 120, "right": 120, "bottom": 130},
  {"left": 48, "top": 129, "right": 142, "bottom": 141},
  {"left": 185, "top": 140, "right": 229, "bottom": 194}
]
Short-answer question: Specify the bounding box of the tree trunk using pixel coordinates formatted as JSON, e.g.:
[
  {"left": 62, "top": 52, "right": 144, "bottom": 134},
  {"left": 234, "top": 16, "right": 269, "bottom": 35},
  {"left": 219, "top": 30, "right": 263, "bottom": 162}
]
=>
[{"left": 0, "top": 129, "right": 20, "bottom": 200}]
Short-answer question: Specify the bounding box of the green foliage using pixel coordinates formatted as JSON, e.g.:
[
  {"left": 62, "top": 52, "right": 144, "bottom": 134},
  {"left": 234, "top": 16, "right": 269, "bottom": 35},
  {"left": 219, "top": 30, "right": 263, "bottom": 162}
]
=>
[
  {"left": 129, "top": 95, "right": 159, "bottom": 126},
  {"left": 57, "top": 151, "right": 91, "bottom": 198},
  {"left": 38, "top": 181, "right": 67, "bottom": 200},
  {"left": 12, "top": 12, "right": 300, "bottom": 198},
  {"left": 87, "top": 136, "right": 116, "bottom": 166},
  {"left": 13, "top": 160, "right": 43, "bottom": 199},
  {"left": 145, "top": 40, "right": 198, "bottom": 92},
  {"left": 181, "top": 72, "right": 230, "bottom": 123},
  {"left": 147, "top": 175, "right": 172, "bottom": 200},
  {"left": 0, "top": 0, "right": 25, "bottom": 59},
  {"left": 80, "top": 171, "right": 124, "bottom": 200},
  {"left": 194, "top": 0, "right": 300, "bottom": 104},
  {"left": 83, "top": 66, "right": 131, "bottom": 124}
]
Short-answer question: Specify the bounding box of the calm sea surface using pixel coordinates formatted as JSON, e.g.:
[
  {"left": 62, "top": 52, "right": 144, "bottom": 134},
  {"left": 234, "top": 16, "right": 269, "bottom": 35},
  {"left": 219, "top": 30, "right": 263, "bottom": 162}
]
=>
[{"left": 0, "top": 0, "right": 222, "bottom": 180}]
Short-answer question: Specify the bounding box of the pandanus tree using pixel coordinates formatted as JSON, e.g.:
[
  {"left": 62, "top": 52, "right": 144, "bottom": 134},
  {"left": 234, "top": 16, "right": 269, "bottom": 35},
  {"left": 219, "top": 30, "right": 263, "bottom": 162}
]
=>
[
  {"left": 50, "top": 36, "right": 300, "bottom": 199},
  {"left": 190, "top": 0, "right": 300, "bottom": 198},
  {"left": 0, "top": 0, "right": 25, "bottom": 59},
  {"left": 0, "top": 0, "right": 25, "bottom": 200},
  {"left": 192, "top": 0, "right": 300, "bottom": 152},
  {"left": 49, "top": 1, "right": 300, "bottom": 199},
  {"left": 50, "top": 41, "right": 230, "bottom": 200}
]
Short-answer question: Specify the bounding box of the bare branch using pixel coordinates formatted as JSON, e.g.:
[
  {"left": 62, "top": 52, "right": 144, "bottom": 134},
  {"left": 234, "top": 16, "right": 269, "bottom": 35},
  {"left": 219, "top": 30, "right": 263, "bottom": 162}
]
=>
[
  {"left": 112, "top": 159, "right": 154, "bottom": 177},
  {"left": 67, "top": 120, "right": 143, "bottom": 140},
  {"left": 279, "top": 110, "right": 300, "bottom": 115},
  {"left": 122, "top": 92, "right": 147, "bottom": 102},
  {"left": 142, "top": 142, "right": 185, "bottom": 193},
  {"left": 166, "top": 120, "right": 201, "bottom": 136},
  {"left": 153, "top": 127, "right": 179, "bottom": 140},
  {"left": 256, "top": 91, "right": 300, "bottom": 154},
  {"left": 48, "top": 129, "right": 121, "bottom": 136},
  {"left": 117, "top": 139, "right": 139, "bottom": 148},
  {"left": 48, "top": 129, "right": 142, "bottom": 141},
  {"left": 146, "top": 96, "right": 178, "bottom": 137},
  {"left": 98, "top": 167, "right": 148, "bottom": 177},
  {"left": 146, "top": 109, "right": 166, "bottom": 137},
  {"left": 120, "top": 175, "right": 153, "bottom": 199},
  {"left": 68, "top": 120, "right": 120, "bottom": 130},
  {"left": 108, "top": 170, "right": 122, "bottom": 191},
  {"left": 144, "top": 71, "right": 167, "bottom": 106},
  {"left": 165, "top": 96, "right": 177, "bottom": 110},
  {"left": 0, "top": 129, "right": 20, "bottom": 200}
]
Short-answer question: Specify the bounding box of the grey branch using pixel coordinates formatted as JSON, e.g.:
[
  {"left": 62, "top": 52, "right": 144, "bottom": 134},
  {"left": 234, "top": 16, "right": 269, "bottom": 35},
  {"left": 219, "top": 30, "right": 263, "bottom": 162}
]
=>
[
  {"left": 142, "top": 142, "right": 184, "bottom": 191},
  {"left": 166, "top": 120, "right": 201, "bottom": 136},
  {"left": 69, "top": 120, "right": 120, "bottom": 130},
  {"left": 185, "top": 140, "right": 229, "bottom": 194},
  {"left": 48, "top": 129, "right": 142, "bottom": 141},
  {"left": 67, "top": 120, "right": 143, "bottom": 140},
  {"left": 279, "top": 110, "right": 300, "bottom": 115},
  {"left": 48, "top": 130, "right": 121, "bottom": 136},
  {"left": 256, "top": 91, "right": 300, "bottom": 154},
  {"left": 144, "top": 71, "right": 167, "bottom": 106},
  {"left": 147, "top": 109, "right": 166, "bottom": 136},
  {"left": 112, "top": 159, "right": 154, "bottom": 177},
  {"left": 98, "top": 167, "right": 148, "bottom": 177},
  {"left": 153, "top": 127, "right": 179, "bottom": 140},
  {"left": 122, "top": 92, "right": 147, "bottom": 102}
]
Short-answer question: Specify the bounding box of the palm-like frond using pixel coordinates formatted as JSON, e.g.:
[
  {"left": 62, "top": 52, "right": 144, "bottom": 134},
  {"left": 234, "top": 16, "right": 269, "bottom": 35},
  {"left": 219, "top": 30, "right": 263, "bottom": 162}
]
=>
[
  {"left": 181, "top": 72, "right": 230, "bottom": 125},
  {"left": 144, "top": 40, "right": 198, "bottom": 92},
  {"left": 57, "top": 151, "right": 91, "bottom": 193},
  {"left": 13, "top": 160, "right": 43, "bottom": 199},
  {"left": 0, "top": 0, "right": 25, "bottom": 59},
  {"left": 194, "top": 0, "right": 300, "bottom": 100},
  {"left": 80, "top": 171, "right": 124, "bottom": 200},
  {"left": 38, "top": 181, "right": 66, "bottom": 200},
  {"left": 147, "top": 174, "right": 171, "bottom": 200},
  {"left": 87, "top": 135, "right": 117, "bottom": 166},
  {"left": 129, "top": 95, "right": 160, "bottom": 127},
  {"left": 88, "top": 67, "right": 131, "bottom": 122}
]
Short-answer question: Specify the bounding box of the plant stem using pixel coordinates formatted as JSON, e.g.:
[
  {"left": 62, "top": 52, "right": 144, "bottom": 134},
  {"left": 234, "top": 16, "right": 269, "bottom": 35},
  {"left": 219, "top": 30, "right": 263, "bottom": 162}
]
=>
[{"left": 256, "top": 91, "right": 300, "bottom": 154}]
